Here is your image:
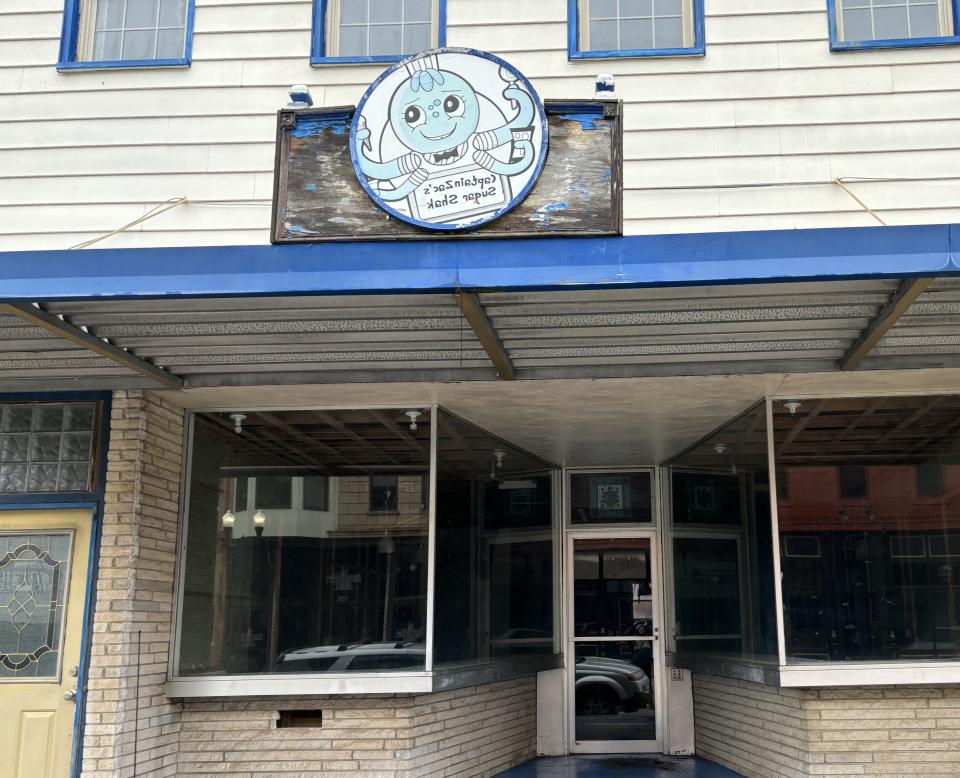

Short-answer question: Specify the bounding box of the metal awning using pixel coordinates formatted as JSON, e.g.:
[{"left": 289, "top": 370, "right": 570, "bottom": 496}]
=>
[{"left": 3, "top": 277, "right": 960, "bottom": 391}]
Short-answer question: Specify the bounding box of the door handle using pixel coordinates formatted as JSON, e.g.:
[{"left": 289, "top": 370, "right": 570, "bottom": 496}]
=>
[
  {"left": 63, "top": 689, "right": 77, "bottom": 702},
  {"left": 653, "top": 626, "right": 660, "bottom": 641}
]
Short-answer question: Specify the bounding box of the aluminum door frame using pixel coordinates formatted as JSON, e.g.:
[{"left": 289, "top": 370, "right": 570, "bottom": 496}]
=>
[{"left": 565, "top": 528, "right": 666, "bottom": 754}]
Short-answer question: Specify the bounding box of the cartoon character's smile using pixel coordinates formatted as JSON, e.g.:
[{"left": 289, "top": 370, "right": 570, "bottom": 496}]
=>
[{"left": 422, "top": 126, "right": 457, "bottom": 141}]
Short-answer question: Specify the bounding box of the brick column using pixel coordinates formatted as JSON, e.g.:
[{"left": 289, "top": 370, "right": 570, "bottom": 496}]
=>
[{"left": 81, "top": 391, "right": 185, "bottom": 778}]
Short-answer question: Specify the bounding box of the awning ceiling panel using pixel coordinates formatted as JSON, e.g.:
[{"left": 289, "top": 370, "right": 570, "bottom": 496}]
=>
[{"left": 1, "top": 278, "right": 959, "bottom": 390}]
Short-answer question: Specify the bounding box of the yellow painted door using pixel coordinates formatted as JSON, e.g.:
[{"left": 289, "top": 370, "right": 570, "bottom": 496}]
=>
[{"left": 0, "top": 509, "right": 93, "bottom": 778}]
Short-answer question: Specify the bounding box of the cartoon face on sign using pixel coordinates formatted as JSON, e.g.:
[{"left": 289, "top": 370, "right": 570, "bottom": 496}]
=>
[{"left": 350, "top": 48, "right": 548, "bottom": 231}]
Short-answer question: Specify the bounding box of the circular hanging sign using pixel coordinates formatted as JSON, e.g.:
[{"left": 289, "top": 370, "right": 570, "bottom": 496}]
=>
[{"left": 350, "top": 48, "right": 549, "bottom": 231}]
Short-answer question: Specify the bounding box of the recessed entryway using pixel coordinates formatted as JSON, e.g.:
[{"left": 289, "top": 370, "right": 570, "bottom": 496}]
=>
[{"left": 495, "top": 754, "right": 741, "bottom": 777}]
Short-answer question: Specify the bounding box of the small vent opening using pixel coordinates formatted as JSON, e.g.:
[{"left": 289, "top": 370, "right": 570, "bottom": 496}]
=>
[{"left": 276, "top": 709, "right": 323, "bottom": 728}]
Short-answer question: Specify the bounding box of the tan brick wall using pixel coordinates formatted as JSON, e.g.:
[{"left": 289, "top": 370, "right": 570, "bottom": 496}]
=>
[
  {"left": 693, "top": 674, "right": 816, "bottom": 778},
  {"left": 176, "top": 677, "right": 537, "bottom": 778},
  {"left": 693, "top": 674, "right": 960, "bottom": 777},
  {"left": 81, "top": 390, "right": 185, "bottom": 778}
]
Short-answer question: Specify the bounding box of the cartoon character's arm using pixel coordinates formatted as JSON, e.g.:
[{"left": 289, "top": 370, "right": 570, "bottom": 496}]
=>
[
  {"left": 372, "top": 167, "right": 430, "bottom": 202},
  {"left": 471, "top": 84, "right": 536, "bottom": 151},
  {"left": 355, "top": 120, "right": 424, "bottom": 181},
  {"left": 472, "top": 142, "right": 535, "bottom": 176}
]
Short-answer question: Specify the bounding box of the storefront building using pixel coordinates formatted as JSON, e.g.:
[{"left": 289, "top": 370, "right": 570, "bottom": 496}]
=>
[{"left": 3, "top": 2, "right": 960, "bottom": 777}]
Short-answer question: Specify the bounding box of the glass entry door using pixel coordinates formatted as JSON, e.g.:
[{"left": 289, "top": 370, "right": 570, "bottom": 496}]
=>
[{"left": 567, "top": 534, "right": 661, "bottom": 753}]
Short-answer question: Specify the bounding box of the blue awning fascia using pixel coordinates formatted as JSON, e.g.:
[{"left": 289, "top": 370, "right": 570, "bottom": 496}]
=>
[{"left": 0, "top": 223, "right": 957, "bottom": 301}]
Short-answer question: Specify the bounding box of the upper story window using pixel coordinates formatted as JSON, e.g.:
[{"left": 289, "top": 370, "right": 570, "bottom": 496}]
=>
[
  {"left": 312, "top": 0, "right": 446, "bottom": 65},
  {"left": 58, "top": 0, "right": 194, "bottom": 70},
  {"left": 569, "top": 0, "right": 705, "bottom": 59},
  {"left": 830, "top": 0, "right": 960, "bottom": 50}
]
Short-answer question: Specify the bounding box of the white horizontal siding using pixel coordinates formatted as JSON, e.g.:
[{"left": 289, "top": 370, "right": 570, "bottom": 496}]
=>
[{"left": 0, "top": 0, "right": 959, "bottom": 251}]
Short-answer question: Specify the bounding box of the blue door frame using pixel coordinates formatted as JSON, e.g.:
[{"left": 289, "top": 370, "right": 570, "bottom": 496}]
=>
[{"left": 0, "top": 391, "right": 111, "bottom": 778}]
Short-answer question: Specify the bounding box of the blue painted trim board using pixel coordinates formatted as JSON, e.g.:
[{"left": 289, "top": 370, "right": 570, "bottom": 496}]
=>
[
  {"left": 312, "top": 0, "right": 448, "bottom": 65},
  {"left": 568, "top": 0, "right": 706, "bottom": 59},
  {"left": 0, "top": 224, "right": 957, "bottom": 301},
  {"left": 58, "top": 0, "right": 195, "bottom": 70},
  {"left": 827, "top": 0, "right": 960, "bottom": 50}
]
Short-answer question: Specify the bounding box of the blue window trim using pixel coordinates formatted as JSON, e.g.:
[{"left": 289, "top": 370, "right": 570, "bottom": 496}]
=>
[
  {"left": 311, "top": 0, "right": 447, "bottom": 66},
  {"left": 57, "top": 0, "right": 195, "bottom": 71},
  {"left": 568, "top": 0, "right": 705, "bottom": 59},
  {"left": 827, "top": 0, "right": 960, "bottom": 50}
]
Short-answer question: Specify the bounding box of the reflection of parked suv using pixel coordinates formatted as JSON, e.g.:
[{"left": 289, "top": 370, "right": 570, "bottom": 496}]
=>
[
  {"left": 575, "top": 655, "right": 651, "bottom": 715},
  {"left": 274, "top": 641, "right": 425, "bottom": 673}
]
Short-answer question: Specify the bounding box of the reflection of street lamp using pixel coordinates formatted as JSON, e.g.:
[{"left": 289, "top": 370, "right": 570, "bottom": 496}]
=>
[
  {"left": 221, "top": 510, "right": 236, "bottom": 530},
  {"left": 377, "top": 532, "right": 395, "bottom": 555},
  {"left": 253, "top": 509, "right": 266, "bottom": 537},
  {"left": 377, "top": 532, "right": 395, "bottom": 641}
]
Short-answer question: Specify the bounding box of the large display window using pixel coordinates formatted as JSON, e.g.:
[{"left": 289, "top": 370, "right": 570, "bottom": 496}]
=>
[
  {"left": 773, "top": 395, "right": 960, "bottom": 666},
  {"left": 171, "top": 406, "right": 559, "bottom": 694}
]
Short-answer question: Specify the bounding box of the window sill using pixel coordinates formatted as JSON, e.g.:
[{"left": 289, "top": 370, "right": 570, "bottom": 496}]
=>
[
  {"left": 166, "top": 672, "right": 433, "bottom": 698},
  {"left": 779, "top": 661, "right": 960, "bottom": 688},
  {"left": 830, "top": 35, "right": 960, "bottom": 51},
  {"left": 57, "top": 58, "right": 191, "bottom": 72},
  {"left": 164, "top": 654, "right": 561, "bottom": 698},
  {"left": 569, "top": 46, "right": 705, "bottom": 60},
  {"left": 311, "top": 54, "right": 405, "bottom": 66}
]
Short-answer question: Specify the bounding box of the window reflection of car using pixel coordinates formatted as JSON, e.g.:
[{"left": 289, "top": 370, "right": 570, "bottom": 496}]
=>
[
  {"left": 575, "top": 655, "right": 651, "bottom": 716},
  {"left": 274, "top": 641, "right": 425, "bottom": 673},
  {"left": 491, "top": 628, "right": 553, "bottom": 656}
]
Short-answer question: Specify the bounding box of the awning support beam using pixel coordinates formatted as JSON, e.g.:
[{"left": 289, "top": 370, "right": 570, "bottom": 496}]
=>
[
  {"left": 0, "top": 302, "right": 184, "bottom": 388},
  {"left": 838, "top": 278, "right": 933, "bottom": 371},
  {"left": 454, "top": 291, "right": 515, "bottom": 381}
]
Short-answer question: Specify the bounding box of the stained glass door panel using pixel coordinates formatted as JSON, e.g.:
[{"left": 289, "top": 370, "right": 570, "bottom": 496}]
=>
[{"left": 0, "top": 511, "right": 91, "bottom": 778}]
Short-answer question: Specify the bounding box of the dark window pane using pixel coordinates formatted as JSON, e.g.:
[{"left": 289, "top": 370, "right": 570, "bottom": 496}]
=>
[
  {"left": 571, "top": 472, "right": 652, "bottom": 524},
  {"left": 369, "top": 474, "right": 398, "bottom": 512},
  {"left": 775, "top": 395, "right": 960, "bottom": 663},
  {"left": 256, "top": 476, "right": 291, "bottom": 509},
  {"left": 303, "top": 476, "right": 328, "bottom": 511},
  {"left": 672, "top": 472, "right": 742, "bottom": 525},
  {"left": 917, "top": 462, "right": 943, "bottom": 497},
  {"left": 234, "top": 477, "right": 248, "bottom": 511},
  {"left": 177, "top": 410, "right": 431, "bottom": 676},
  {"left": 839, "top": 465, "right": 866, "bottom": 499},
  {"left": 666, "top": 402, "right": 778, "bottom": 662},
  {"left": 433, "top": 411, "right": 557, "bottom": 668},
  {"left": 673, "top": 537, "right": 741, "bottom": 650}
]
